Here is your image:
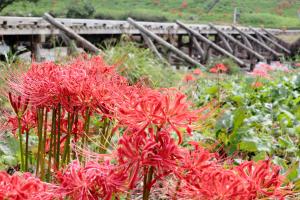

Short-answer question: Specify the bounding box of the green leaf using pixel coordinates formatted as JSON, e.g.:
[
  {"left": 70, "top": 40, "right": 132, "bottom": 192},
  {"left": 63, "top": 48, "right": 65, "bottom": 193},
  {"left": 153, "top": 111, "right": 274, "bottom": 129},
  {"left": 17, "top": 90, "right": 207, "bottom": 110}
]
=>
[
  {"left": 232, "top": 107, "right": 246, "bottom": 133},
  {"left": 253, "top": 152, "right": 267, "bottom": 162}
]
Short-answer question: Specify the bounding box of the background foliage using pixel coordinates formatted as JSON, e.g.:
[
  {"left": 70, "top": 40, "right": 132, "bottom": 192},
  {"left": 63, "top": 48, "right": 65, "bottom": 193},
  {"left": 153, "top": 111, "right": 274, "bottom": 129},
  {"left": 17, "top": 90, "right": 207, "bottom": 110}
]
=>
[{"left": 1, "top": 0, "right": 300, "bottom": 28}]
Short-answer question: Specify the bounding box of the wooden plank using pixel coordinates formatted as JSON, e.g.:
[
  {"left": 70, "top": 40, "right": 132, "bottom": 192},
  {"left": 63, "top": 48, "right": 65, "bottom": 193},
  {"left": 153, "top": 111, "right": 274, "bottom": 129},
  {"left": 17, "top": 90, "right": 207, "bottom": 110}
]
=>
[
  {"left": 141, "top": 33, "right": 164, "bottom": 61},
  {"left": 249, "top": 27, "right": 291, "bottom": 55},
  {"left": 176, "top": 20, "right": 246, "bottom": 67},
  {"left": 127, "top": 17, "right": 204, "bottom": 67},
  {"left": 43, "top": 13, "right": 100, "bottom": 54},
  {"left": 209, "top": 23, "right": 265, "bottom": 61},
  {"left": 232, "top": 25, "right": 282, "bottom": 57},
  {"left": 1, "top": 16, "right": 299, "bottom": 36}
]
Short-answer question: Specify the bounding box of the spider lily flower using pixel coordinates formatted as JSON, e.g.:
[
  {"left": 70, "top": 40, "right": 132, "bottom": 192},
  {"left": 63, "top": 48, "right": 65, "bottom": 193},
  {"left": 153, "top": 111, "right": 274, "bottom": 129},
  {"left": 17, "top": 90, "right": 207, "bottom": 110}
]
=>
[
  {"left": 193, "top": 68, "right": 203, "bottom": 76},
  {"left": 117, "top": 88, "right": 198, "bottom": 144},
  {"left": 252, "top": 81, "right": 263, "bottom": 88},
  {"left": 117, "top": 129, "right": 183, "bottom": 189},
  {"left": 4, "top": 109, "right": 37, "bottom": 136},
  {"left": 177, "top": 168, "right": 248, "bottom": 200},
  {"left": 8, "top": 92, "right": 29, "bottom": 117},
  {"left": 183, "top": 74, "right": 195, "bottom": 82},
  {"left": 0, "top": 171, "right": 48, "bottom": 199},
  {"left": 209, "top": 63, "right": 228, "bottom": 74},
  {"left": 234, "top": 160, "right": 292, "bottom": 199},
  {"left": 52, "top": 160, "right": 127, "bottom": 200}
]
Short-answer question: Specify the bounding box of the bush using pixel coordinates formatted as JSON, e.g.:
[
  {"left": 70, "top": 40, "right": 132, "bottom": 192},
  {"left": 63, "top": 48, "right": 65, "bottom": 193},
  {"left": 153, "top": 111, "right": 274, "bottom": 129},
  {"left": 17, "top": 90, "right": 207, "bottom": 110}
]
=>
[{"left": 66, "top": 1, "right": 94, "bottom": 19}]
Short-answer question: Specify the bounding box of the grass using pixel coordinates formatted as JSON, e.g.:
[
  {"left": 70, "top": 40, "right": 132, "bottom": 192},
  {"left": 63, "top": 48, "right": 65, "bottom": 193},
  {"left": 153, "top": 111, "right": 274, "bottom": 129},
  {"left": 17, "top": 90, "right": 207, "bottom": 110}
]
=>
[{"left": 1, "top": 0, "right": 300, "bottom": 28}]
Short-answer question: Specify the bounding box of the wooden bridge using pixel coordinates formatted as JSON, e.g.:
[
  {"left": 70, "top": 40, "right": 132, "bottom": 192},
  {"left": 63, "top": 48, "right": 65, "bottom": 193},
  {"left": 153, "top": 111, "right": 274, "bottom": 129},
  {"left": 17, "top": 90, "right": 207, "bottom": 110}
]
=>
[{"left": 0, "top": 15, "right": 299, "bottom": 69}]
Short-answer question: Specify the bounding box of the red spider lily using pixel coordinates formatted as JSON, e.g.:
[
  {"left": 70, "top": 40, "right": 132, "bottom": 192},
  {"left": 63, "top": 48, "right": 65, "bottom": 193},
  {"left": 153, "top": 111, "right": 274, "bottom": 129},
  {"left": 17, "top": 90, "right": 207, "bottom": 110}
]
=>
[
  {"left": 10, "top": 61, "right": 61, "bottom": 108},
  {"left": 117, "top": 88, "right": 198, "bottom": 144},
  {"left": 193, "top": 68, "right": 202, "bottom": 75},
  {"left": 117, "top": 129, "right": 183, "bottom": 188},
  {"left": 8, "top": 92, "right": 29, "bottom": 117},
  {"left": 0, "top": 171, "right": 48, "bottom": 200},
  {"left": 176, "top": 168, "right": 248, "bottom": 200},
  {"left": 51, "top": 160, "right": 127, "bottom": 200},
  {"left": 248, "top": 68, "right": 270, "bottom": 78},
  {"left": 177, "top": 142, "right": 218, "bottom": 177},
  {"left": 252, "top": 81, "right": 263, "bottom": 88},
  {"left": 10, "top": 55, "right": 125, "bottom": 113},
  {"left": 234, "top": 160, "right": 292, "bottom": 199},
  {"left": 5, "top": 109, "right": 37, "bottom": 136},
  {"left": 209, "top": 63, "right": 228, "bottom": 74},
  {"left": 183, "top": 74, "right": 194, "bottom": 82}
]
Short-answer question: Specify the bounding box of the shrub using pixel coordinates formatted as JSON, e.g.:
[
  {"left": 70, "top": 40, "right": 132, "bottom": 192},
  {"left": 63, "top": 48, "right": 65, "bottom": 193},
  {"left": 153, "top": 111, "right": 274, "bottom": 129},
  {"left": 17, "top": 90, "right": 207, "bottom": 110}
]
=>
[{"left": 66, "top": 1, "right": 94, "bottom": 19}]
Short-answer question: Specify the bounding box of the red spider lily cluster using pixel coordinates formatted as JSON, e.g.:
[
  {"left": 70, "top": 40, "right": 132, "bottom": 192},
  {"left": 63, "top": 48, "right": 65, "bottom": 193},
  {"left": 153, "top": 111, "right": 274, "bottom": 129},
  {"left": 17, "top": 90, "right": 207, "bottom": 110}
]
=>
[
  {"left": 0, "top": 171, "right": 48, "bottom": 199},
  {"left": 209, "top": 63, "right": 228, "bottom": 74},
  {"left": 1, "top": 55, "right": 292, "bottom": 199}
]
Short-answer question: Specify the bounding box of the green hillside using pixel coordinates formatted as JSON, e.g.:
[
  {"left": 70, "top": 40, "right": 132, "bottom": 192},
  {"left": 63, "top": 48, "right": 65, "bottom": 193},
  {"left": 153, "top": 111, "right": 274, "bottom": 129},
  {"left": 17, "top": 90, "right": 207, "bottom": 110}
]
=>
[{"left": 1, "top": 0, "right": 300, "bottom": 28}]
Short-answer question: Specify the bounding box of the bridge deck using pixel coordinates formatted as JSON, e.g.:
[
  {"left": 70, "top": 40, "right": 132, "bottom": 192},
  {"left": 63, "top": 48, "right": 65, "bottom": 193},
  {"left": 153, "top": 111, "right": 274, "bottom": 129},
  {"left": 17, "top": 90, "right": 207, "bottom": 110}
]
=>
[{"left": 0, "top": 16, "right": 299, "bottom": 36}]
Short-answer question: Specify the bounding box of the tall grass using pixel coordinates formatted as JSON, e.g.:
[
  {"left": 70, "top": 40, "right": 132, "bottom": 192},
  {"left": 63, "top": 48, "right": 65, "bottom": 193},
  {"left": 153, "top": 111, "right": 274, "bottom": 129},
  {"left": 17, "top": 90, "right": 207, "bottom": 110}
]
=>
[{"left": 103, "top": 41, "right": 181, "bottom": 88}]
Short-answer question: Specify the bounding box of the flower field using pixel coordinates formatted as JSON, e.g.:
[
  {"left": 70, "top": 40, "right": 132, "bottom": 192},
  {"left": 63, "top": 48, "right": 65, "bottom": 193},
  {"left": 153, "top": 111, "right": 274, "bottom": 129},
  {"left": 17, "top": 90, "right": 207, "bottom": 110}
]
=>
[{"left": 0, "top": 51, "right": 299, "bottom": 199}]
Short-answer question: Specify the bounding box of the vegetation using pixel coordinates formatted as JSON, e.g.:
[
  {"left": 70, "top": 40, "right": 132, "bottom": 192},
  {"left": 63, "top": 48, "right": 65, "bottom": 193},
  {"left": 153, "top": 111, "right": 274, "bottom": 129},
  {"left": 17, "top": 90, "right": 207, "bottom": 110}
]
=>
[
  {"left": 1, "top": 0, "right": 300, "bottom": 28},
  {"left": 0, "top": 42, "right": 299, "bottom": 199},
  {"left": 104, "top": 41, "right": 181, "bottom": 87}
]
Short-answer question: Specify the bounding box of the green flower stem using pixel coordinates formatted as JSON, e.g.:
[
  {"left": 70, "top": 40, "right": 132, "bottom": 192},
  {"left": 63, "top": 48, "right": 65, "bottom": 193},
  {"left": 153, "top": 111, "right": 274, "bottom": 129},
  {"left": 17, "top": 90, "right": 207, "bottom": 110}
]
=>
[
  {"left": 36, "top": 108, "right": 44, "bottom": 176},
  {"left": 17, "top": 117, "right": 24, "bottom": 171},
  {"left": 62, "top": 111, "right": 75, "bottom": 165},
  {"left": 25, "top": 130, "right": 29, "bottom": 172},
  {"left": 47, "top": 108, "right": 57, "bottom": 181},
  {"left": 56, "top": 104, "right": 61, "bottom": 169},
  {"left": 40, "top": 110, "right": 48, "bottom": 180},
  {"left": 81, "top": 108, "right": 90, "bottom": 162}
]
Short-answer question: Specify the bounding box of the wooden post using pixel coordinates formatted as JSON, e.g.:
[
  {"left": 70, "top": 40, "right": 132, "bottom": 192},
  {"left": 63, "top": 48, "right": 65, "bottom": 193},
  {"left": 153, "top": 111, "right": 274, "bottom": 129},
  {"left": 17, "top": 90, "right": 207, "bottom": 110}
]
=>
[
  {"left": 43, "top": 13, "right": 100, "bottom": 54},
  {"left": 60, "top": 32, "right": 79, "bottom": 55},
  {"left": 233, "top": 7, "right": 239, "bottom": 24},
  {"left": 176, "top": 20, "right": 246, "bottom": 67},
  {"left": 188, "top": 34, "right": 193, "bottom": 57},
  {"left": 209, "top": 23, "right": 265, "bottom": 61},
  {"left": 192, "top": 37, "right": 205, "bottom": 60},
  {"left": 141, "top": 33, "right": 164, "bottom": 61},
  {"left": 232, "top": 25, "right": 282, "bottom": 57},
  {"left": 31, "top": 35, "right": 42, "bottom": 62},
  {"left": 249, "top": 27, "right": 291, "bottom": 55},
  {"left": 177, "top": 35, "right": 183, "bottom": 49},
  {"left": 127, "top": 18, "right": 204, "bottom": 67}
]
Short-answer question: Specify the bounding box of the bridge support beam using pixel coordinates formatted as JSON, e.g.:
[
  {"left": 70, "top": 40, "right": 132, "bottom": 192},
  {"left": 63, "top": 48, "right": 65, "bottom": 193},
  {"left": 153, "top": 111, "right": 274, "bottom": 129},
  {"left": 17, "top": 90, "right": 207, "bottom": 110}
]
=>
[
  {"left": 127, "top": 17, "right": 204, "bottom": 68},
  {"left": 43, "top": 13, "right": 100, "bottom": 54},
  {"left": 249, "top": 27, "right": 291, "bottom": 55},
  {"left": 176, "top": 20, "right": 246, "bottom": 67},
  {"left": 209, "top": 23, "right": 265, "bottom": 61},
  {"left": 232, "top": 26, "right": 282, "bottom": 58}
]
